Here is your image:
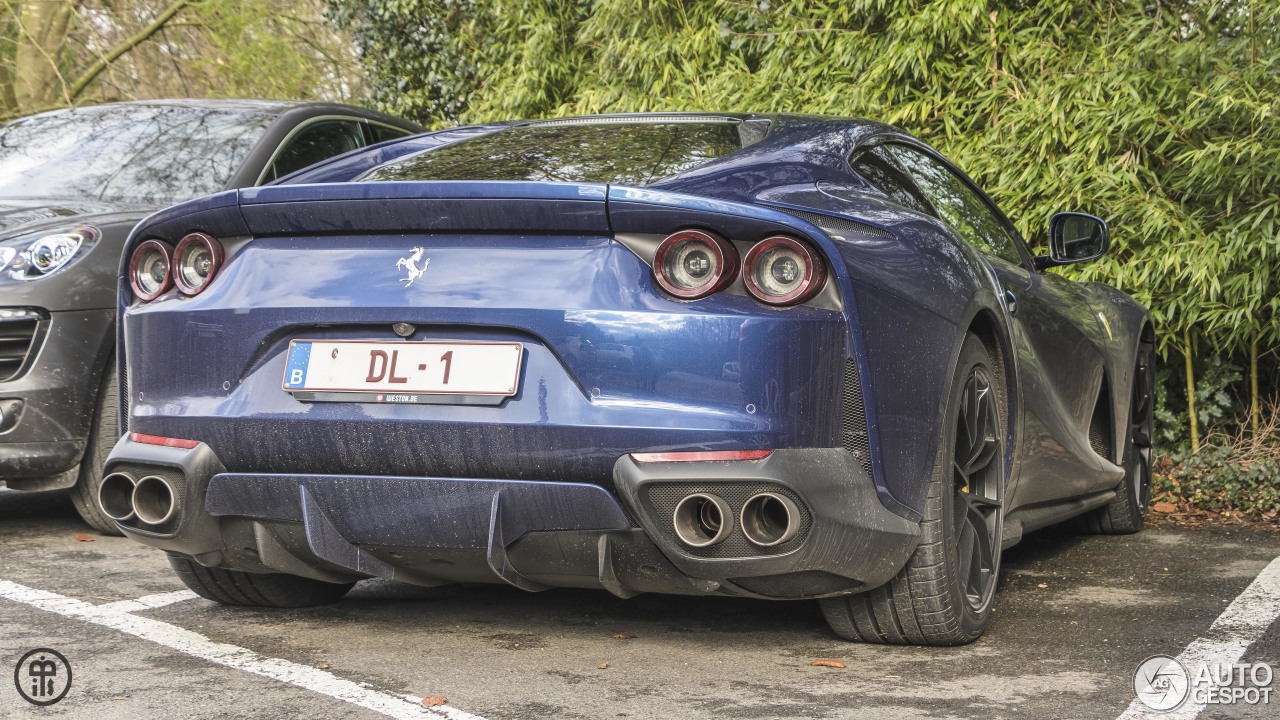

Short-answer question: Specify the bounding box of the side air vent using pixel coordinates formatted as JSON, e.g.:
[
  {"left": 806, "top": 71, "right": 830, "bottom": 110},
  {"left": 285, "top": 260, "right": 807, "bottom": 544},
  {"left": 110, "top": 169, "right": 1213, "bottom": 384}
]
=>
[
  {"left": 1089, "top": 396, "right": 1112, "bottom": 460},
  {"left": 842, "top": 359, "right": 872, "bottom": 476},
  {"left": 0, "top": 312, "right": 43, "bottom": 382},
  {"left": 779, "top": 209, "right": 894, "bottom": 240},
  {"left": 120, "top": 356, "right": 129, "bottom": 433}
]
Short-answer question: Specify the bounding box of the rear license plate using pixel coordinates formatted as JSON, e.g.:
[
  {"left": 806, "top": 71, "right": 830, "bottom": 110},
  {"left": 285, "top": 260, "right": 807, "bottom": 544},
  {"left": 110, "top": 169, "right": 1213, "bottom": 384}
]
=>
[{"left": 282, "top": 340, "right": 523, "bottom": 405}]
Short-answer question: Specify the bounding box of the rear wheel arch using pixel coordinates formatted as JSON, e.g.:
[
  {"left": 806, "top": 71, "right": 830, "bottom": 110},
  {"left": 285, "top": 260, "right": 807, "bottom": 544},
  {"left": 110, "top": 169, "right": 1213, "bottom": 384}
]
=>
[
  {"left": 965, "top": 309, "right": 1014, "bottom": 433},
  {"left": 952, "top": 303, "right": 1017, "bottom": 475}
]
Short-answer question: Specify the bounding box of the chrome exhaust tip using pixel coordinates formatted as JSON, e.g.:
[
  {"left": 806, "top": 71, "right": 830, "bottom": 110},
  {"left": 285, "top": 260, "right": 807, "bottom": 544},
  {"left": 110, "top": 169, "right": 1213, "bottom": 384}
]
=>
[
  {"left": 672, "top": 493, "right": 732, "bottom": 547},
  {"left": 98, "top": 472, "right": 138, "bottom": 522},
  {"left": 132, "top": 475, "right": 178, "bottom": 526},
  {"left": 740, "top": 492, "right": 800, "bottom": 547}
]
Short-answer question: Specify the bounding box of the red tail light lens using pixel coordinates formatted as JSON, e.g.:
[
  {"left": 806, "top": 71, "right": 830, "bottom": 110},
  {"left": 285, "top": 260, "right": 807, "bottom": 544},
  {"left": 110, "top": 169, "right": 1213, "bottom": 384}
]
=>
[
  {"left": 172, "top": 232, "right": 224, "bottom": 296},
  {"left": 130, "top": 432, "right": 200, "bottom": 449},
  {"left": 129, "top": 239, "right": 173, "bottom": 301},
  {"left": 631, "top": 450, "right": 773, "bottom": 463},
  {"left": 653, "top": 229, "right": 739, "bottom": 300},
  {"left": 744, "top": 236, "right": 826, "bottom": 306}
]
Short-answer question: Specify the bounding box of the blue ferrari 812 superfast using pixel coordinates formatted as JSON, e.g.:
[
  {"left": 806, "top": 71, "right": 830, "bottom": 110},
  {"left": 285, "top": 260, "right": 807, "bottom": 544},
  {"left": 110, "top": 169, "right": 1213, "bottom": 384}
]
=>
[{"left": 106, "top": 114, "right": 1153, "bottom": 645}]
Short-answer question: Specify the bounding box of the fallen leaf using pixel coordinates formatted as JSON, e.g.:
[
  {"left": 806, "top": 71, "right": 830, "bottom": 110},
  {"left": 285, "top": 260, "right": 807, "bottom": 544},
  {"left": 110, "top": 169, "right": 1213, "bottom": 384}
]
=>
[
  {"left": 597, "top": 661, "right": 610, "bottom": 670},
  {"left": 421, "top": 696, "right": 447, "bottom": 707},
  {"left": 1037, "top": 583, "right": 1048, "bottom": 588},
  {"left": 810, "top": 659, "right": 845, "bottom": 669},
  {"left": 1152, "top": 501, "right": 1177, "bottom": 513},
  {"left": 73, "top": 534, "right": 94, "bottom": 542},
  {"left": 610, "top": 632, "right": 636, "bottom": 640},
  {"left": 314, "top": 663, "right": 330, "bottom": 670}
]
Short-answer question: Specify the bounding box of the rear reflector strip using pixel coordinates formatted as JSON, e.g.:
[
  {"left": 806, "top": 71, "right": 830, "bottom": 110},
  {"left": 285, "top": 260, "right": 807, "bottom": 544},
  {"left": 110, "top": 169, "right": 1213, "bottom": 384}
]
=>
[
  {"left": 630, "top": 450, "right": 773, "bottom": 463},
  {"left": 130, "top": 432, "right": 200, "bottom": 449}
]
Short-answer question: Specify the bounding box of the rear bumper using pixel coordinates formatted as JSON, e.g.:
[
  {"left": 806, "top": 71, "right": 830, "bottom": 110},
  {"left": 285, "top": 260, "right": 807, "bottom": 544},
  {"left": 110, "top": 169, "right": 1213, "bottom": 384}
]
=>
[{"left": 105, "top": 437, "right": 919, "bottom": 599}]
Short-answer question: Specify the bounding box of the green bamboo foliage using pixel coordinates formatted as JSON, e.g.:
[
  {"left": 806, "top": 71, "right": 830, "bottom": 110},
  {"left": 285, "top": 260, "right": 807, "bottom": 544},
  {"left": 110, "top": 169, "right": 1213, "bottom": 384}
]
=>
[{"left": 333, "top": 0, "right": 1280, "bottom": 446}]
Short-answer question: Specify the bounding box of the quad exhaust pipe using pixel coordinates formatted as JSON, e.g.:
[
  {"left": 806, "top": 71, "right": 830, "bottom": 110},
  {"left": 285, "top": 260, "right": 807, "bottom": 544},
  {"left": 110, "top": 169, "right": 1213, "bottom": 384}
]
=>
[
  {"left": 97, "top": 472, "right": 179, "bottom": 526},
  {"left": 740, "top": 492, "right": 799, "bottom": 547},
  {"left": 672, "top": 490, "right": 801, "bottom": 548},
  {"left": 672, "top": 493, "right": 732, "bottom": 547},
  {"left": 98, "top": 472, "right": 138, "bottom": 522},
  {"left": 132, "top": 475, "right": 179, "bottom": 525}
]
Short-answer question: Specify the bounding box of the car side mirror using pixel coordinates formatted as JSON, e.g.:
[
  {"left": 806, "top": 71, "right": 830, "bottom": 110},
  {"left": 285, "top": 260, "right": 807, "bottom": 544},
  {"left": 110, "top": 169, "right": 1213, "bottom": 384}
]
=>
[{"left": 1034, "top": 213, "right": 1109, "bottom": 270}]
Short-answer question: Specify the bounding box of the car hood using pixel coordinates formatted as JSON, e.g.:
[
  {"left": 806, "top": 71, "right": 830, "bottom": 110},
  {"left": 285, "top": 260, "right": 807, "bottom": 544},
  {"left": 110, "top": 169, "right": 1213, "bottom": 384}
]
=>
[{"left": 0, "top": 198, "right": 155, "bottom": 239}]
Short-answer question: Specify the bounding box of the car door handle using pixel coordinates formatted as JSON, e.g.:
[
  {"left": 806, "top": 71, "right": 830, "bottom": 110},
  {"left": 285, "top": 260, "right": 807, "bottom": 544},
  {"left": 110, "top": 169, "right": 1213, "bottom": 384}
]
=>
[{"left": 1003, "top": 290, "right": 1018, "bottom": 317}]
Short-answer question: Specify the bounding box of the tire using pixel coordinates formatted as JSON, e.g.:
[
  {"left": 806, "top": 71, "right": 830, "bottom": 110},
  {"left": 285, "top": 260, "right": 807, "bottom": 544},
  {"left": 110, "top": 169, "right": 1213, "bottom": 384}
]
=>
[
  {"left": 168, "top": 555, "right": 355, "bottom": 608},
  {"left": 70, "top": 359, "right": 122, "bottom": 535},
  {"left": 1074, "top": 338, "right": 1154, "bottom": 535},
  {"left": 820, "top": 333, "right": 1006, "bottom": 645}
]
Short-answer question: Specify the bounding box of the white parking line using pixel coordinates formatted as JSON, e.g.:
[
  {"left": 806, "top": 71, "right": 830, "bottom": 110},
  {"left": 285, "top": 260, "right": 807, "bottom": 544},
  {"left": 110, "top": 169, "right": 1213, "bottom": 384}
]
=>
[
  {"left": 96, "top": 589, "right": 199, "bottom": 613},
  {"left": 0, "top": 580, "right": 487, "bottom": 720},
  {"left": 1116, "top": 554, "right": 1280, "bottom": 719}
]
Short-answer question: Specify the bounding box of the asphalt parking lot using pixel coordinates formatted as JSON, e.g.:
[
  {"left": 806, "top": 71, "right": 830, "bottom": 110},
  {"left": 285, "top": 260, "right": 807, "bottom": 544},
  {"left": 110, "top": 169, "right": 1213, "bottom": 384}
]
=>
[{"left": 1, "top": 487, "right": 1276, "bottom": 720}]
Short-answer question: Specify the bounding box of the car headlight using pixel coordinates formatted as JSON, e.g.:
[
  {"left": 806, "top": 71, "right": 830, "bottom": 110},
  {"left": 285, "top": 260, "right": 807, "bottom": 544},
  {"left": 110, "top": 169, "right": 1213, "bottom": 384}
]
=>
[{"left": 0, "top": 226, "right": 99, "bottom": 281}]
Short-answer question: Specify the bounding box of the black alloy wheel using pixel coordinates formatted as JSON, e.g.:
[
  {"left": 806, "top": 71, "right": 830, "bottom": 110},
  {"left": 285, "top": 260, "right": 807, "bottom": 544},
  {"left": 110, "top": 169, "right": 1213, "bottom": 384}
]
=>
[
  {"left": 821, "top": 333, "right": 1005, "bottom": 645},
  {"left": 951, "top": 364, "right": 1004, "bottom": 613},
  {"left": 1129, "top": 341, "right": 1155, "bottom": 515}
]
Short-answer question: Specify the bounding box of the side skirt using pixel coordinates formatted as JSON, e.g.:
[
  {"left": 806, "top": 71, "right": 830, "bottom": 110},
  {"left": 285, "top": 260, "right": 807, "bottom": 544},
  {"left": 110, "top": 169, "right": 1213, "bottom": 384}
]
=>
[{"left": 1001, "top": 489, "right": 1118, "bottom": 549}]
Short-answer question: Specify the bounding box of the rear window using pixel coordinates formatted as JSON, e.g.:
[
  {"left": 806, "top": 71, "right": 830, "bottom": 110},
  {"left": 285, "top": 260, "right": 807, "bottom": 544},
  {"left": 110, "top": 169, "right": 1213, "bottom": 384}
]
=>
[{"left": 357, "top": 121, "right": 756, "bottom": 186}]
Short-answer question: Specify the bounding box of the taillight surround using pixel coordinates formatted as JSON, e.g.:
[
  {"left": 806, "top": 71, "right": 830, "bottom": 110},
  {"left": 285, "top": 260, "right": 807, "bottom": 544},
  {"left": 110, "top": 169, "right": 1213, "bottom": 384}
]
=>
[
  {"left": 743, "top": 235, "right": 827, "bottom": 306},
  {"left": 653, "top": 229, "right": 739, "bottom": 300},
  {"left": 129, "top": 239, "right": 174, "bottom": 302},
  {"left": 172, "top": 232, "right": 224, "bottom": 296}
]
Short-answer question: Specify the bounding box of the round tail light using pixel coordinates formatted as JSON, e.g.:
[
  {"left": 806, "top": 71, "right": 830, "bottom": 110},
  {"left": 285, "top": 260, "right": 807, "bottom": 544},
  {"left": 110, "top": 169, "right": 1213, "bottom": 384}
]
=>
[
  {"left": 172, "top": 232, "right": 224, "bottom": 296},
  {"left": 653, "top": 229, "right": 739, "bottom": 300},
  {"left": 129, "top": 240, "right": 174, "bottom": 301},
  {"left": 744, "top": 236, "right": 826, "bottom": 306}
]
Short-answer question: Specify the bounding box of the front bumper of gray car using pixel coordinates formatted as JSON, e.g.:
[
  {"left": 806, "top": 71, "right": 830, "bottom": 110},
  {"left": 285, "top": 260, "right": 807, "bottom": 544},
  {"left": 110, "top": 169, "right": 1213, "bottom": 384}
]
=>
[{"left": 0, "top": 307, "right": 114, "bottom": 487}]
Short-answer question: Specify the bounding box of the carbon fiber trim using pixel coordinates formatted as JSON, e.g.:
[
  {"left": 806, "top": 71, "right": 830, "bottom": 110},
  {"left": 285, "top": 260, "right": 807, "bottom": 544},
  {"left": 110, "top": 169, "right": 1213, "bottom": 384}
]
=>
[
  {"left": 779, "top": 209, "right": 894, "bottom": 239},
  {"left": 730, "top": 570, "right": 860, "bottom": 598},
  {"left": 842, "top": 359, "right": 872, "bottom": 476}
]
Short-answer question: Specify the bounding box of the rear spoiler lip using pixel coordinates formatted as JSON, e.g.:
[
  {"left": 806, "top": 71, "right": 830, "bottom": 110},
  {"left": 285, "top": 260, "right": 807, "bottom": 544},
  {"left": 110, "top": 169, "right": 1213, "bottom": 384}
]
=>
[
  {"left": 129, "top": 181, "right": 885, "bottom": 260},
  {"left": 239, "top": 180, "right": 608, "bottom": 205}
]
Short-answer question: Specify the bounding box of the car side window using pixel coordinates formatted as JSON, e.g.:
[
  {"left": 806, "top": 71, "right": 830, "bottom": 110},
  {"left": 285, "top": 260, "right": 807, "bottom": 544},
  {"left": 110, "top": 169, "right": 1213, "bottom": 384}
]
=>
[
  {"left": 849, "top": 147, "right": 932, "bottom": 214},
  {"left": 369, "top": 123, "right": 414, "bottom": 144},
  {"left": 888, "top": 144, "right": 1024, "bottom": 267},
  {"left": 265, "top": 120, "right": 365, "bottom": 182}
]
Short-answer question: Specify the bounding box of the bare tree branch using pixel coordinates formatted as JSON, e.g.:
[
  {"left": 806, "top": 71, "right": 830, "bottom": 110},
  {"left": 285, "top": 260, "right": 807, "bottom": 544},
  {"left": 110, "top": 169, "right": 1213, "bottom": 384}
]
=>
[{"left": 66, "top": 0, "right": 190, "bottom": 102}]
